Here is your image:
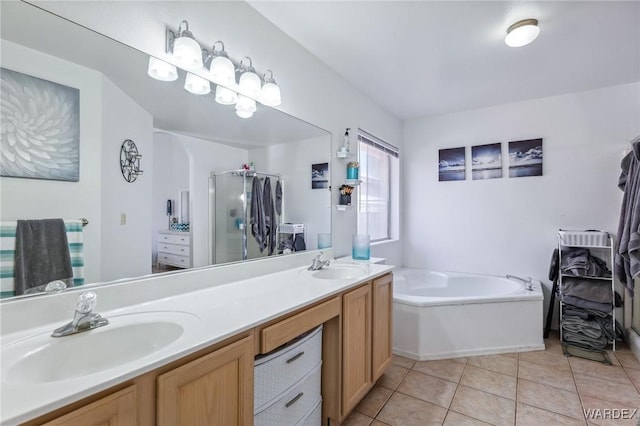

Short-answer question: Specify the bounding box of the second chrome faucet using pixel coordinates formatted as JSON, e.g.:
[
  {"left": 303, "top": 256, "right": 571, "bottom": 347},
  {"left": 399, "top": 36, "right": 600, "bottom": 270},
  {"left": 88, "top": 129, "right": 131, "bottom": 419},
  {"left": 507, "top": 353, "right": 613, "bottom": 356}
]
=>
[{"left": 52, "top": 291, "right": 109, "bottom": 337}]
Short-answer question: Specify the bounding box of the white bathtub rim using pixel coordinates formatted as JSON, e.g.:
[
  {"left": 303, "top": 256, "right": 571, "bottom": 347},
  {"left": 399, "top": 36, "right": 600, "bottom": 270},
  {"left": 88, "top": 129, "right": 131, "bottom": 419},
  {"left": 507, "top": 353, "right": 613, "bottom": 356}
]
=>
[
  {"left": 392, "top": 268, "right": 544, "bottom": 307},
  {"left": 393, "top": 343, "right": 546, "bottom": 361}
]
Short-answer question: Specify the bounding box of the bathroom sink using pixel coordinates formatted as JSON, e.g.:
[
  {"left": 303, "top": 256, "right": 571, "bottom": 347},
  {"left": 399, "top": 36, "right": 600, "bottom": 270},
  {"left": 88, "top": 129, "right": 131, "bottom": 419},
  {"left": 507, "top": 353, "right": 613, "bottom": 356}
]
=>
[
  {"left": 2, "top": 311, "right": 199, "bottom": 384},
  {"left": 312, "top": 265, "right": 367, "bottom": 280}
]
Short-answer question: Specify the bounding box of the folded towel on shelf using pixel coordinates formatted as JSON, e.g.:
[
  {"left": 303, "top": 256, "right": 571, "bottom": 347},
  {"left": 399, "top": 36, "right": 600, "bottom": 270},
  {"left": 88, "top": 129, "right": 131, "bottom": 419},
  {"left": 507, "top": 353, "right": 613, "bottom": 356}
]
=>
[
  {"left": 561, "top": 248, "right": 611, "bottom": 278},
  {"left": 561, "top": 278, "right": 613, "bottom": 304},
  {"left": 562, "top": 330, "right": 608, "bottom": 350},
  {"left": 561, "top": 294, "right": 612, "bottom": 313},
  {"left": 14, "top": 219, "right": 73, "bottom": 296},
  {"left": 562, "top": 317, "right": 603, "bottom": 340}
]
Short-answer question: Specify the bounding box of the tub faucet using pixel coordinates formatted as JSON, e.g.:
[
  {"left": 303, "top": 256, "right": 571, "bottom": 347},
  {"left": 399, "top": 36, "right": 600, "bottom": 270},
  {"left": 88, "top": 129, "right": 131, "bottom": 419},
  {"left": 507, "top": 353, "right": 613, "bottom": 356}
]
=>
[
  {"left": 308, "top": 252, "right": 331, "bottom": 271},
  {"left": 506, "top": 274, "right": 534, "bottom": 291},
  {"left": 52, "top": 291, "right": 109, "bottom": 337}
]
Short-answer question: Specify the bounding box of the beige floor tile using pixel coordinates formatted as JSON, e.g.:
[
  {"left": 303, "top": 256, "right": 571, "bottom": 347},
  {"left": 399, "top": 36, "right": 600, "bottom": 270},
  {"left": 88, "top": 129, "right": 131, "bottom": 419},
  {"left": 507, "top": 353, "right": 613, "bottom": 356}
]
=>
[
  {"left": 376, "top": 392, "right": 447, "bottom": 426},
  {"left": 355, "top": 385, "right": 393, "bottom": 418},
  {"left": 460, "top": 365, "right": 516, "bottom": 400},
  {"left": 370, "top": 421, "right": 391, "bottom": 426},
  {"left": 377, "top": 364, "right": 409, "bottom": 390},
  {"left": 518, "top": 349, "right": 571, "bottom": 371},
  {"left": 444, "top": 410, "right": 492, "bottom": 425},
  {"left": 624, "top": 367, "right": 640, "bottom": 391},
  {"left": 569, "top": 357, "right": 631, "bottom": 384},
  {"left": 574, "top": 373, "right": 640, "bottom": 408},
  {"left": 412, "top": 359, "right": 466, "bottom": 383},
  {"left": 450, "top": 385, "right": 516, "bottom": 426},
  {"left": 580, "top": 394, "right": 639, "bottom": 426},
  {"left": 468, "top": 354, "right": 518, "bottom": 377},
  {"left": 342, "top": 411, "right": 373, "bottom": 426},
  {"left": 501, "top": 352, "right": 519, "bottom": 359},
  {"left": 516, "top": 402, "right": 586, "bottom": 426},
  {"left": 392, "top": 355, "right": 416, "bottom": 369},
  {"left": 614, "top": 351, "right": 640, "bottom": 370},
  {"left": 517, "top": 378, "right": 584, "bottom": 419},
  {"left": 517, "top": 360, "right": 577, "bottom": 392},
  {"left": 397, "top": 370, "right": 458, "bottom": 408},
  {"left": 543, "top": 336, "right": 565, "bottom": 355},
  {"left": 606, "top": 350, "right": 621, "bottom": 366}
]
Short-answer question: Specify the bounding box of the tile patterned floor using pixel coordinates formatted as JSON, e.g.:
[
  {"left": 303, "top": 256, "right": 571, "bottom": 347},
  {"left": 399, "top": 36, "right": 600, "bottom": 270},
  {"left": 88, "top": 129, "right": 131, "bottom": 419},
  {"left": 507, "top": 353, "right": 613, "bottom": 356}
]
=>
[{"left": 343, "top": 334, "right": 640, "bottom": 425}]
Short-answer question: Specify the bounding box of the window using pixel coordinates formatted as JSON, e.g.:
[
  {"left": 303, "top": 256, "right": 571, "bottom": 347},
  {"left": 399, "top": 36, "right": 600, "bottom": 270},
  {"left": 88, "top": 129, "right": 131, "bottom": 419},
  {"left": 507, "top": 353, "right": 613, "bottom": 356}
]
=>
[{"left": 356, "top": 129, "right": 399, "bottom": 242}]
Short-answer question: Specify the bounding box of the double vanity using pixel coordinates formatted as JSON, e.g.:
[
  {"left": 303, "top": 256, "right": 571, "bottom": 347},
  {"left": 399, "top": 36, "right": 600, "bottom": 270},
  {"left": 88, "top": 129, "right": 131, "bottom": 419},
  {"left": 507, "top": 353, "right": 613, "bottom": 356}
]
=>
[{"left": 0, "top": 252, "right": 394, "bottom": 425}]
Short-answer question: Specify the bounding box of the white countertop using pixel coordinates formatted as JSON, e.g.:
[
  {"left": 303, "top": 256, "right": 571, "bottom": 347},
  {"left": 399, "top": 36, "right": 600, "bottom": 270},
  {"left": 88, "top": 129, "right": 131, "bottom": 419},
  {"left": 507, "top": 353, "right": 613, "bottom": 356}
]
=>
[{"left": 0, "top": 261, "right": 394, "bottom": 425}]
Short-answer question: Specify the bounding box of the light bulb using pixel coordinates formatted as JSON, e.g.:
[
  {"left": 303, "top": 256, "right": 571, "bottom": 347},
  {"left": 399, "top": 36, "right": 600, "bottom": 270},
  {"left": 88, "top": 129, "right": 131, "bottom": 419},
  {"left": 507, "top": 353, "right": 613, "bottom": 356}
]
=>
[
  {"left": 238, "top": 70, "right": 261, "bottom": 98},
  {"left": 172, "top": 21, "right": 203, "bottom": 69},
  {"left": 210, "top": 55, "right": 235, "bottom": 86},
  {"left": 261, "top": 81, "right": 281, "bottom": 107}
]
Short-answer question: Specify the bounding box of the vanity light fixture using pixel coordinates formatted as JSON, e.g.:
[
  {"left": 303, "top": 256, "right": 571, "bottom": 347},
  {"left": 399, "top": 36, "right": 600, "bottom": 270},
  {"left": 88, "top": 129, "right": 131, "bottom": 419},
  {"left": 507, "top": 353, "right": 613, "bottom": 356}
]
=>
[
  {"left": 167, "top": 20, "right": 203, "bottom": 70},
  {"left": 260, "top": 70, "right": 281, "bottom": 107},
  {"left": 215, "top": 85, "right": 238, "bottom": 105},
  {"left": 209, "top": 41, "right": 236, "bottom": 87},
  {"left": 147, "top": 57, "right": 178, "bottom": 81},
  {"left": 237, "top": 57, "right": 262, "bottom": 98},
  {"left": 184, "top": 72, "right": 211, "bottom": 95},
  {"left": 505, "top": 18, "right": 540, "bottom": 47},
  {"left": 235, "top": 94, "right": 256, "bottom": 118}
]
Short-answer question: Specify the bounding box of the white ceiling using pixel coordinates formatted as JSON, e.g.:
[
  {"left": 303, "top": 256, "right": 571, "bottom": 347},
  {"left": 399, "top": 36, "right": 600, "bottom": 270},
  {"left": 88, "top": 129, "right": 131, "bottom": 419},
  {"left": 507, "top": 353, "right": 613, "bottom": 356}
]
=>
[{"left": 250, "top": 1, "right": 640, "bottom": 120}]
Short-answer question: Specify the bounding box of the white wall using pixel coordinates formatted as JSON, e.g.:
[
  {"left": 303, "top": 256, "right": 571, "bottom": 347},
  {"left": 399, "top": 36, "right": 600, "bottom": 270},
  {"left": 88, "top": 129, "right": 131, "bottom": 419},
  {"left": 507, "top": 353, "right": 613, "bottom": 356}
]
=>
[
  {"left": 100, "top": 77, "right": 154, "bottom": 281},
  {"left": 250, "top": 135, "right": 332, "bottom": 251},
  {"left": 152, "top": 132, "right": 189, "bottom": 265},
  {"left": 31, "top": 1, "right": 404, "bottom": 263},
  {"left": 403, "top": 82, "right": 640, "bottom": 321},
  {"left": 0, "top": 40, "right": 103, "bottom": 283}
]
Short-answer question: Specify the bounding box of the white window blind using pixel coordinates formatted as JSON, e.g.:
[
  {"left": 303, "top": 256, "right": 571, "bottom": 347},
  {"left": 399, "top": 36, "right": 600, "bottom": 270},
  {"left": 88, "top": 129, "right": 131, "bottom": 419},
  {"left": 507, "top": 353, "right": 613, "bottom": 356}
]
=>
[{"left": 357, "top": 130, "right": 399, "bottom": 242}]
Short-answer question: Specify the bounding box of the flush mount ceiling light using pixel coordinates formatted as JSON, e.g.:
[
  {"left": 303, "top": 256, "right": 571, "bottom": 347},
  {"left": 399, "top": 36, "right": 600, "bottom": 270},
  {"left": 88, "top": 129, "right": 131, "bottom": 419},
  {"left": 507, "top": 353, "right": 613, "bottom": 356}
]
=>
[
  {"left": 147, "top": 57, "right": 178, "bottom": 81},
  {"left": 260, "top": 70, "right": 281, "bottom": 107},
  {"left": 238, "top": 57, "right": 262, "bottom": 99},
  {"left": 505, "top": 18, "right": 540, "bottom": 47},
  {"left": 209, "top": 41, "right": 236, "bottom": 87},
  {"left": 184, "top": 72, "right": 211, "bottom": 95},
  {"left": 167, "top": 20, "right": 203, "bottom": 70}
]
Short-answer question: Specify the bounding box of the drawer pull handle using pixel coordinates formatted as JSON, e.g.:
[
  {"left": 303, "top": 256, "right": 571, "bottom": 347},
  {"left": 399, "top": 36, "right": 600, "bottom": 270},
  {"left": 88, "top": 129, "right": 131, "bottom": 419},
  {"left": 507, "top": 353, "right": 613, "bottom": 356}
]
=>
[
  {"left": 286, "top": 351, "right": 304, "bottom": 364},
  {"left": 285, "top": 392, "right": 304, "bottom": 408}
]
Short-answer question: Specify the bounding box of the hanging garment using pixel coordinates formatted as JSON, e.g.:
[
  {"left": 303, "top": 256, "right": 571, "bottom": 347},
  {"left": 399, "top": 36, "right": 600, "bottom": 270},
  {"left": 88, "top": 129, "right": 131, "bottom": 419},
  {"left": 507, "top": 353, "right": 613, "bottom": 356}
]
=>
[
  {"left": 615, "top": 136, "right": 640, "bottom": 296},
  {"left": 275, "top": 179, "right": 282, "bottom": 216},
  {"left": 263, "top": 177, "right": 276, "bottom": 255},
  {"left": 250, "top": 177, "right": 266, "bottom": 252},
  {"left": 14, "top": 219, "right": 73, "bottom": 295}
]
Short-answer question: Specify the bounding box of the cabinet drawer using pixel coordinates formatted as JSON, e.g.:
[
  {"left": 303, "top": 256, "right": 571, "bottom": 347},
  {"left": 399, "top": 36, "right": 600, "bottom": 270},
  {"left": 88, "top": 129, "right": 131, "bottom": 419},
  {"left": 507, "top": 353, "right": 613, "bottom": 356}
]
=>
[
  {"left": 254, "top": 364, "right": 322, "bottom": 426},
  {"left": 260, "top": 296, "right": 339, "bottom": 353},
  {"left": 255, "top": 326, "right": 322, "bottom": 412},
  {"left": 158, "top": 243, "right": 191, "bottom": 256},
  {"left": 296, "top": 399, "right": 321, "bottom": 426},
  {"left": 158, "top": 233, "right": 190, "bottom": 245},
  {"left": 158, "top": 253, "right": 190, "bottom": 267}
]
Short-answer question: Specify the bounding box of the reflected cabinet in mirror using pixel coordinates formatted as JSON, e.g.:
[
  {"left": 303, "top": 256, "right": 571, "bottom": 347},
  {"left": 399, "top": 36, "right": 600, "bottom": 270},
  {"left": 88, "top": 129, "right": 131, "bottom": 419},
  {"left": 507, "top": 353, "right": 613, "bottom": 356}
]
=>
[{"left": 0, "top": 1, "right": 331, "bottom": 299}]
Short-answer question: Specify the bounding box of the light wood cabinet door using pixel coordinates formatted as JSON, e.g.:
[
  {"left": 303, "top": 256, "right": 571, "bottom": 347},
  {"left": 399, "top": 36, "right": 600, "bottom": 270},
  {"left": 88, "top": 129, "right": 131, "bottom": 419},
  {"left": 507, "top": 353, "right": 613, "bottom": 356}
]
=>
[
  {"left": 341, "top": 283, "right": 372, "bottom": 415},
  {"left": 42, "top": 386, "right": 137, "bottom": 426},
  {"left": 157, "top": 335, "right": 254, "bottom": 426},
  {"left": 372, "top": 273, "right": 393, "bottom": 381}
]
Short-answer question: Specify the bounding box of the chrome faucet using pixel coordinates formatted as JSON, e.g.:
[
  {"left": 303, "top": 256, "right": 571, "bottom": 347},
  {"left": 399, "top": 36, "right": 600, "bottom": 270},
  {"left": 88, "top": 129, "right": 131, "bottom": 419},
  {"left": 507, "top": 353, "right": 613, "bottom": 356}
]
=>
[
  {"left": 52, "top": 291, "right": 109, "bottom": 337},
  {"left": 308, "top": 252, "right": 331, "bottom": 271},
  {"left": 506, "top": 274, "right": 534, "bottom": 291}
]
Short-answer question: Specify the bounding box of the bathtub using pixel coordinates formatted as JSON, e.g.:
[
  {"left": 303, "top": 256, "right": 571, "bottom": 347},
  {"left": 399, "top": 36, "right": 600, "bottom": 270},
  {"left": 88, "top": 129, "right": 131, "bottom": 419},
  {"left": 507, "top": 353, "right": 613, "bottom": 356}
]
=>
[{"left": 392, "top": 268, "right": 544, "bottom": 360}]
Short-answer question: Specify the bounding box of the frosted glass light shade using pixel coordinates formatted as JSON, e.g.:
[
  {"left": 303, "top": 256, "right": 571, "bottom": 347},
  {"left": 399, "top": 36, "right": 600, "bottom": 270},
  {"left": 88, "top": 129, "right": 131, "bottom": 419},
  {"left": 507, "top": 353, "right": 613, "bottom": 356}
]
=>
[
  {"left": 210, "top": 56, "right": 236, "bottom": 86},
  {"left": 173, "top": 36, "right": 203, "bottom": 69},
  {"left": 505, "top": 19, "right": 540, "bottom": 47},
  {"left": 215, "top": 85, "right": 238, "bottom": 105},
  {"left": 261, "top": 82, "right": 281, "bottom": 107},
  {"left": 184, "top": 72, "right": 211, "bottom": 95},
  {"left": 236, "top": 109, "right": 254, "bottom": 119},
  {"left": 147, "top": 57, "right": 178, "bottom": 81},
  {"left": 238, "top": 71, "right": 261, "bottom": 98},
  {"left": 235, "top": 95, "right": 256, "bottom": 119}
]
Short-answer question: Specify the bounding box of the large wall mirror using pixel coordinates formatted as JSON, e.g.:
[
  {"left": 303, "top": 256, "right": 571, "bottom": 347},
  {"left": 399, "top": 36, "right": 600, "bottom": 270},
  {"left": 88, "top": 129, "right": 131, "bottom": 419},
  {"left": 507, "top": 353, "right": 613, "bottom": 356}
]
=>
[{"left": 0, "top": 1, "right": 332, "bottom": 300}]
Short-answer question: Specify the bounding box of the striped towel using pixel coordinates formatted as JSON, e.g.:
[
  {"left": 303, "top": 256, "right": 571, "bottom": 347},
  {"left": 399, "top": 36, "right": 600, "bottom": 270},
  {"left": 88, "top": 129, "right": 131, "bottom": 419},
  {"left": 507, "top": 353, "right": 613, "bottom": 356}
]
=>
[{"left": 1, "top": 220, "right": 84, "bottom": 298}]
